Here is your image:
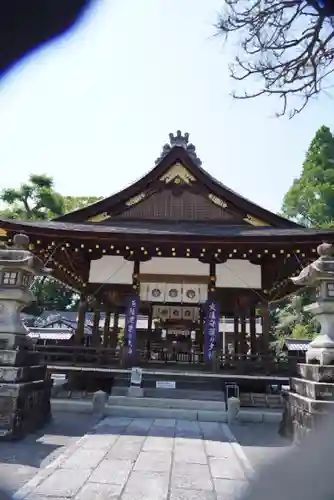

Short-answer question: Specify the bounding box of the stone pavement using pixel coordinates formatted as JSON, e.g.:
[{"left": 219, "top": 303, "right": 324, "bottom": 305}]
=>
[{"left": 15, "top": 417, "right": 253, "bottom": 500}]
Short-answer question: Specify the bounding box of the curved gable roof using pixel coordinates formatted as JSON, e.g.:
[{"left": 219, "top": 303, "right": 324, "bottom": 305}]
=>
[{"left": 56, "top": 134, "right": 300, "bottom": 229}]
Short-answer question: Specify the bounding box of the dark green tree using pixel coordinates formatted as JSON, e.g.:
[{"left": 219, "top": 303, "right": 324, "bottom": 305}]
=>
[
  {"left": 273, "top": 126, "right": 334, "bottom": 341},
  {"left": 0, "top": 174, "right": 65, "bottom": 219},
  {"left": 24, "top": 277, "right": 80, "bottom": 316},
  {"left": 63, "top": 196, "right": 103, "bottom": 213},
  {"left": 282, "top": 126, "right": 334, "bottom": 227},
  {"left": 0, "top": 176, "right": 102, "bottom": 314},
  {"left": 274, "top": 292, "right": 320, "bottom": 341}
]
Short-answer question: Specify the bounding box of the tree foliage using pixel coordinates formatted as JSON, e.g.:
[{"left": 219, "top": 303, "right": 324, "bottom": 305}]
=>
[
  {"left": 0, "top": 175, "right": 102, "bottom": 314},
  {"left": 275, "top": 125, "right": 334, "bottom": 341},
  {"left": 24, "top": 277, "right": 80, "bottom": 316},
  {"left": 63, "top": 196, "right": 103, "bottom": 214},
  {"left": 0, "top": 174, "right": 65, "bottom": 220},
  {"left": 274, "top": 292, "right": 320, "bottom": 340},
  {"left": 218, "top": 0, "right": 334, "bottom": 117},
  {"left": 0, "top": 176, "right": 102, "bottom": 220},
  {"left": 282, "top": 125, "right": 334, "bottom": 226}
]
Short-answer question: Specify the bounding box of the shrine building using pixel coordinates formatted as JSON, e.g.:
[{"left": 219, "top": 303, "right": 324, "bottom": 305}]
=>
[{"left": 1, "top": 131, "right": 334, "bottom": 368}]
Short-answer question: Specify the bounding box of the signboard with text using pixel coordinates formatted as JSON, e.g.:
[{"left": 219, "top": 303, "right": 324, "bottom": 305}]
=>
[
  {"left": 204, "top": 300, "right": 220, "bottom": 362},
  {"left": 124, "top": 295, "right": 139, "bottom": 357}
]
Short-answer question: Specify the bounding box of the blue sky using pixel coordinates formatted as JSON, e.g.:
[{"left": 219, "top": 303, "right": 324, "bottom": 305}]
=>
[{"left": 0, "top": 0, "right": 333, "bottom": 214}]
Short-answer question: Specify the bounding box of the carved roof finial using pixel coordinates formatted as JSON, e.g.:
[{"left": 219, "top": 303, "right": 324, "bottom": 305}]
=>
[
  {"left": 155, "top": 131, "right": 202, "bottom": 166},
  {"left": 169, "top": 130, "right": 189, "bottom": 148}
]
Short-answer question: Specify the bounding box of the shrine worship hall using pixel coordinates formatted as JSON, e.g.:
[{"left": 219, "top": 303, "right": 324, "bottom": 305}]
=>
[{"left": 1, "top": 131, "right": 334, "bottom": 388}]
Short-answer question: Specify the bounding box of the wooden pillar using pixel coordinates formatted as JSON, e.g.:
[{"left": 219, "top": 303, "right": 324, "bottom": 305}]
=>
[
  {"left": 103, "top": 310, "right": 111, "bottom": 348},
  {"left": 233, "top": 312, "right": 239, "bottom": 355},
  {"left": 239, "top": 311, "right": 248, "bottom": 355},
  {"left": 238, "top": 296, "right": 249, "bottom": 355},
  {"left": 200, "top": 306, "right": 205, "bottom": 351},
  {"left": 75, "top": 294, "right": 87, "bottom": 345},
  {"left": 260, "top": 302, "right": 270, "bottom": 355},
  {"left": 113, "top": 310, "right": 120, "bottom": 347},
  {"left": 92, "top": 303, "right": 101, "bottom": 347},
  {"left": 147, "top": 306, "right": 153, "bottom": 347},
  {"left": 249, "top": 305, "right": 257, "bottom": 355}
]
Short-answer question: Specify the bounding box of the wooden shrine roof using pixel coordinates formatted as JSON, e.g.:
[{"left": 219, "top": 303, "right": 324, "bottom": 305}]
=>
[
  {"left": 0, "top": 217, "right": 334, "bottom": 243},
  {"left": 54, "top": 131, "right": 300, "bottom": 229}
]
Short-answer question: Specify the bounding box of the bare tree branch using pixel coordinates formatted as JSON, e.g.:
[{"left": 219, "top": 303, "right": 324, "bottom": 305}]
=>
[{"left": 217, "top": 0, "right": 334, "bottom": 117}]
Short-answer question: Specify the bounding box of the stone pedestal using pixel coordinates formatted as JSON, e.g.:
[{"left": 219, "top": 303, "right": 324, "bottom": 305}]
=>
[
  {"left": 280, "top": 364, "right": 334, "bottom": 442},
  {"left": 0, "top": 234, "right": 52, "bottom": 440},
  {"left": 0, "top": 350, "right": 52, "bottom": 439}
]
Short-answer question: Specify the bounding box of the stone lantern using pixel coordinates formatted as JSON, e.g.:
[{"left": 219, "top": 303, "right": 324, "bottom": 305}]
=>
[
  {"left": 279, "top": 243, "right": 334, "bottom": 442},
  {"left": 0, "top": 233, "right": 52, "bottom": 440},
  {"left": 291, "top": 242, "right": 334, "bottom": 365}
]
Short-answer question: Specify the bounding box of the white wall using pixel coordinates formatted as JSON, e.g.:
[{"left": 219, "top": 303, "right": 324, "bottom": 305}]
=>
[
  {"left": 89, "top": 256, "right": 261, "bottom": 289},
  {"left": 89, "top": 256, "right": 134, "bottom": 284},
  {"left": 140, "top": 258, "right": 209, "bottom": 276},
  {"left": 216, "top": 260, "right": 261, "bottom": 289}
]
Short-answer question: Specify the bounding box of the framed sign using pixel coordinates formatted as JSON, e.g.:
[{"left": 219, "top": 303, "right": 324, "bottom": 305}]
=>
[
  {"left": 156, "top": 380, "right": 176, "bottom": 389},
  {"left": 130, "top": 367, "right": 143, "bottom": 386}
]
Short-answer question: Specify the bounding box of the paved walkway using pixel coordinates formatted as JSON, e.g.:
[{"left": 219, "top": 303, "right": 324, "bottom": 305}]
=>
[{"left": 15, "top": 417, "right": 253, "bottom": 500}]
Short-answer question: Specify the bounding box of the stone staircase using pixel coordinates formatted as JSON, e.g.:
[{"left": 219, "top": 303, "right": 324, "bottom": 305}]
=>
[{"left": 105, "top": 393, "right": 226, "bottom": 422}]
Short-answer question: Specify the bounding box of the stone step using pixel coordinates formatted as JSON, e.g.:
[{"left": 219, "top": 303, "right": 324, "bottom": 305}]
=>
[
  {"left": 111, "top": 386, "right": 225, "bottom": 401},
  {"left": 51, "top": 398, "right": 281, "bottom": 423},
  {"left": 105, "top": 404, "right": 227, "bottom": 422},
  {"left": 107, "top": 396, "right": 226, "bottom": 411},
  {"left": 112, "top": 373, "right": 224, "bottom": 392},
  {"left": 239, "top": 393, "right": 283, "bottom": 408}
]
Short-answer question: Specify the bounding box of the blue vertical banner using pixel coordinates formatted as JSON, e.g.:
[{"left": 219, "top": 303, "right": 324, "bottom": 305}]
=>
[
  {"left": 204, "top": 300, "right": 220, "bottom": 362},
  {"left": 124, "top": 295, "right": 139, "bottom": 357}
]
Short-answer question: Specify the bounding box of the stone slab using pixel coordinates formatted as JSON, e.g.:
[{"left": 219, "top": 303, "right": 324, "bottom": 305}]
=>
[
  {"left": 74, "top": 482, "right": 122, "bottom": 499},
  {"left": 108, "top": 396, "right": 226, "bottom": 411},
  {"left": 287, "top": 391, "right": 334, "bottom": 413},
  {"left": 213, "top": 478, "right": 248, "bottom": 498},
  {"left": 174, "top": 446, "right": 208, "bottom": 465},
  {"left": 61, "top": 448, "right": 107, "bottom": 470},
  {"left": 105, "top": 405, "right": 199, "bottom": 420},
  {"left": 51, "top": 399, "right": 93, "bottom": 413},
  {"left": 128, "top": 386, "right": 144, "bottom": 397},
  {"left": 209, "top": 456, "right": 246, "bottom": 480},
  {"left": 122, "top": 470, "right": 169, "bottom": 500},
  {"left": 89, "top": 458, "right": 133, "bottom": 485},
  {"left": 33, "top": 468, "right": 93, "bottom": 497},
  {"left": 169, "top": 490, "right": 216, "bottom": 500},
  {"left": 171, "top": 463, "right": 213, "bottom": 491},
  {"left": 134, "top": 450, "right": 172, "bottom": 471},
  {"left": 0, "top": 350, "right": 40, "bottom": 367},
  {"left": 291, "top": 377, "right": 334, "bottom": 401},
  {"left": 297, "top": 363, "right": 334, "bottom": 382},
  {"left": 0, "top": 365, "right": 46, "bottom": 383}
]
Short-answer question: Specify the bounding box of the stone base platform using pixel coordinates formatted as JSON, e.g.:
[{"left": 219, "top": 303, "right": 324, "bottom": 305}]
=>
[
  {"left": 280, "top": 364, "right": 334, "bottom": 442},
  {"left": 0, "top": 349, "right": 52, "bottom": 440}
]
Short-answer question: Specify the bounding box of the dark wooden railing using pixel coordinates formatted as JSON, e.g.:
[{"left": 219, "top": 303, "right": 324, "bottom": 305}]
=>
[{"left": 35, "top": 344, "right": 301, "bottom": 377}]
